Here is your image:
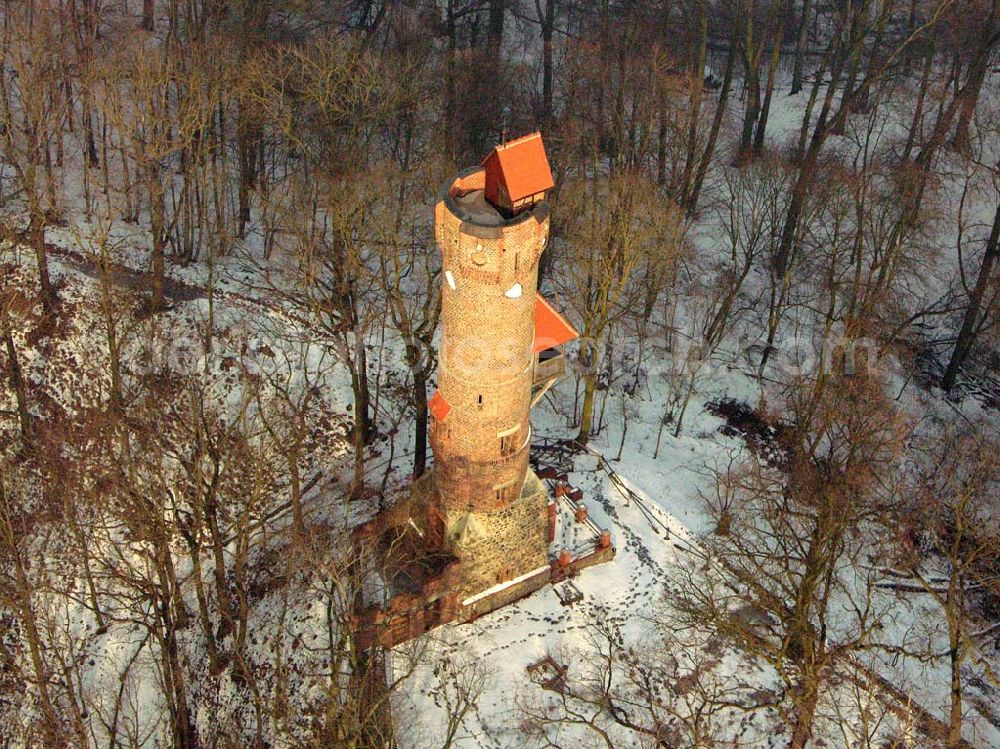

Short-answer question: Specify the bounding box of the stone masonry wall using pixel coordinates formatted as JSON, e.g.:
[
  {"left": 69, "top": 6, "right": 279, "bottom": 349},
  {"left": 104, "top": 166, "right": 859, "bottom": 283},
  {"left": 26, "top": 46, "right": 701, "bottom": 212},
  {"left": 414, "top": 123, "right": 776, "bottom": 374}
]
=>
[{"left": 443, "top": 469, "right": 550, "bottom": 599}]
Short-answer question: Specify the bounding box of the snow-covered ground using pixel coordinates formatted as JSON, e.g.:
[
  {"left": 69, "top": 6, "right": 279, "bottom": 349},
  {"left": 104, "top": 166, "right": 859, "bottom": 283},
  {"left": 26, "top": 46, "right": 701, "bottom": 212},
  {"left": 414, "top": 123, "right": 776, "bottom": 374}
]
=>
[
  {"left": 390, "top": 339, "right": 1000, "bottom": 748},
  {"left": 2, "top": 37, "right": 1000, "bottom": 746}
]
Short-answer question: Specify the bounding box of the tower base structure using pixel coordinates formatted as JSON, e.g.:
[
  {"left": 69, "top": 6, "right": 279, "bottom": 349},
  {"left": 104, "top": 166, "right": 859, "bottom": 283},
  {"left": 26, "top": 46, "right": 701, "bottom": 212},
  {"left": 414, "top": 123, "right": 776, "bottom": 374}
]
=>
[
  {"left": 351, "top": 467, "right": 615, "bottom": 651},
  {"left": 437, "top": 467, "right": 549, "bottom": 603}
]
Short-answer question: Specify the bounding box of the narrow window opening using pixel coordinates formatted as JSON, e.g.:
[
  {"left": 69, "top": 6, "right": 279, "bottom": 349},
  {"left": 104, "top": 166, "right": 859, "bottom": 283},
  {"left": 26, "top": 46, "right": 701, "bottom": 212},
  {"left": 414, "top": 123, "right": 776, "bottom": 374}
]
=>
[
  {"left": 499, "top": 433, "right": 515, "bottom": 455},
  {"left": 498, "top": 425, "right": 519, "bottom": 456},
  {"left": 492, "top": 479, "right": 517, "bottom": 504}
]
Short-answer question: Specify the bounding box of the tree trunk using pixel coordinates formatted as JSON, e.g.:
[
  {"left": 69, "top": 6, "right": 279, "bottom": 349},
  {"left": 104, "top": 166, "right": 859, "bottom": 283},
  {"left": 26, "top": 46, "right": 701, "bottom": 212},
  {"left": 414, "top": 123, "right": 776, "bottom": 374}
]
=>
[
  {"left": 29, "top": 210, "right": 57, "bottom": 316},
  {"left": 791, "top": 0, "right": 813, "bottom": 94},
  {"left": 354, "top": 326, "right": 372, "bottom": 444},
  {"left": 902, "top": 38, "right": 935, "bottom": 161},
  {"left": 0, "top": 479, "right": 65, "bottom": 747},
  {"left": 153, "top": 552, "right": 196, "bottom": 749},
  {"left": 947, "top": 621, "right": 964, "bottom": 749},
  {"left": 82, "top": 92, "right": 99, "bottom": 167},
  {"left": 1, "top": 307, "right": 33, "bottom": 446},
  {"left": 686, "top": 26, "right": 736, "bottom": 215},
  {"left": 951, "top": 48, "right": 989, "bottom": 155},
  {"left": 678, "top": 0, "right": 707, "bottom": 193},
  {"left": 787, "top": 677, "right": 819, "bottom": 749},
  {"left": 847, "top": 2, "right": 891, "bottom": 119},
  {"left": 916, "top": 5, "right": 999, "bottom": 171},
  {"left": 148, "top": 164, "right": 167, "bottom": 312},
  {"left": 98, "top": 255, "right": 124, "bottom": 409},
  {"left": 772, "top": 24, "right": 852, "bottom": 286},
  {"left": 236, "top": 108, "right": 259, "bottom": 239},
  {"left": 142, "top": 0, "right": 154, "bottom": 30},
  {"left": 737, "top": 3, "right": 762, "bottom": 161},
  {"left": 350, "top": 354, "right": 369, "bottom": 499},
  {"left": 352, "top": 398, "right": 366, "bottom": 499},
  {"left": 540, "top": 0, "right": 555, "bottom": 128},
  {"left": 287, "top": 442, "right": 304, "bottom": 536},
  {"left": 738, "top": 68, "right": 761, "bottom": 160},
  {"left": 205, "top": 490, "right": 236, "bottom": 642},
  {"left": 830, "top": 35, "right": 862, "bottom": 135},
  {"left": 409, "top": 344, "right": 429, "bottom": 478},
  {"left": 753, "top": 10, "right": 786, "bottom": 154},
  {"left": 445, "top": 1, "right": 457, "bottom": 154},
  {"left": 577, "top": 370, "right": 597, "bottom": 444},
  {"left": 183, "top": 532, "right": 222, "bottom": 673},
  {"left": 488, "top": 0, "right": 505, "bottom": 55},
  {"left": 941, "top": 202, "right": 1000, "bottom": 391}
]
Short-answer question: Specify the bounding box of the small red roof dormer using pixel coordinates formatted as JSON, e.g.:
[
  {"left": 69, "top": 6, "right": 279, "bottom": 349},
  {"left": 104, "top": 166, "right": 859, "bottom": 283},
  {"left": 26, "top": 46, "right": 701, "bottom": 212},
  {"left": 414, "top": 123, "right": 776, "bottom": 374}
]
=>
[
  {"left": 482, "top": 132, "right": 555, "bottom": 215},
  {"left": 428, "top": 390, "right": 452, "bottom": 421},
  {"left": 533, "top": 294, "right": 579, "bottom": 353}
]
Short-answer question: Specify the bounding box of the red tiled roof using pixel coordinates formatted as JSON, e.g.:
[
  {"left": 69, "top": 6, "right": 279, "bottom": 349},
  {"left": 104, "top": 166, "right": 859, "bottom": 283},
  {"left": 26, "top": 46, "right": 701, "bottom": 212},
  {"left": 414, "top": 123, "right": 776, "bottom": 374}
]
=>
[
  {"left": 428, "top": 390, "right": 452, "bottom": 421},
  {"left": 533, "top": 294, "right": 579, "bottom": 353},
  {"left": 482, "top": 132, "right": 555, "bottom": 203}
]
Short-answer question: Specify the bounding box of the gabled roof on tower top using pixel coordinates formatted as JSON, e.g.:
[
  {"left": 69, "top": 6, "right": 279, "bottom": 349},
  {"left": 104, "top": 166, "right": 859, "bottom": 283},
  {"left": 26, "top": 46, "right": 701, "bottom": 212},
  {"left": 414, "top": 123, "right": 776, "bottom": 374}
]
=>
[
  {"left": 533, "top": 294, "right": 579, "bottom": 353},
  {"left": 482, "top": 131, "right": 555, "bottom": 204}
]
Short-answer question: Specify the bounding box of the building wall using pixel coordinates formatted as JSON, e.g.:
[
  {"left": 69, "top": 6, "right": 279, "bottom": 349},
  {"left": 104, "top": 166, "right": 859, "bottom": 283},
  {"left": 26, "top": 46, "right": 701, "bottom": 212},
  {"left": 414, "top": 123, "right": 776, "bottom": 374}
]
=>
[
  {"left": 431, "top": 167, "right": 550, "bottom": 513},
  {"left": 443, "top": 469, "right": 550, "bottom": 599},
  {"left": 430, "top": 167, "right": 551, "bottom": 593}
]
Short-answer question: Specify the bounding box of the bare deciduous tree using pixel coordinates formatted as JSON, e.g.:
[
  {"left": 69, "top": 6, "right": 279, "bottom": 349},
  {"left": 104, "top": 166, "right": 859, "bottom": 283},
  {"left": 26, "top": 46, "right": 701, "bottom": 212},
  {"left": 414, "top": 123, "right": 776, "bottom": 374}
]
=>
[{"left": 556, "top": 170, "right": 685, "bottom": 444}]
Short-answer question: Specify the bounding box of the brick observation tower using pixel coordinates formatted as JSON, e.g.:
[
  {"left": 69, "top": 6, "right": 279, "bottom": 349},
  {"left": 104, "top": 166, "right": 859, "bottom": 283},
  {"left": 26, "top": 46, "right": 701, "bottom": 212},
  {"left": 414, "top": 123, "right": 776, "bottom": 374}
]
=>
[
  {"left": 353, "top": 133, "right": 612, "bottom": 647},
  {"left": 425, "top": 132, "right": 578, "bottom": 600}
]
